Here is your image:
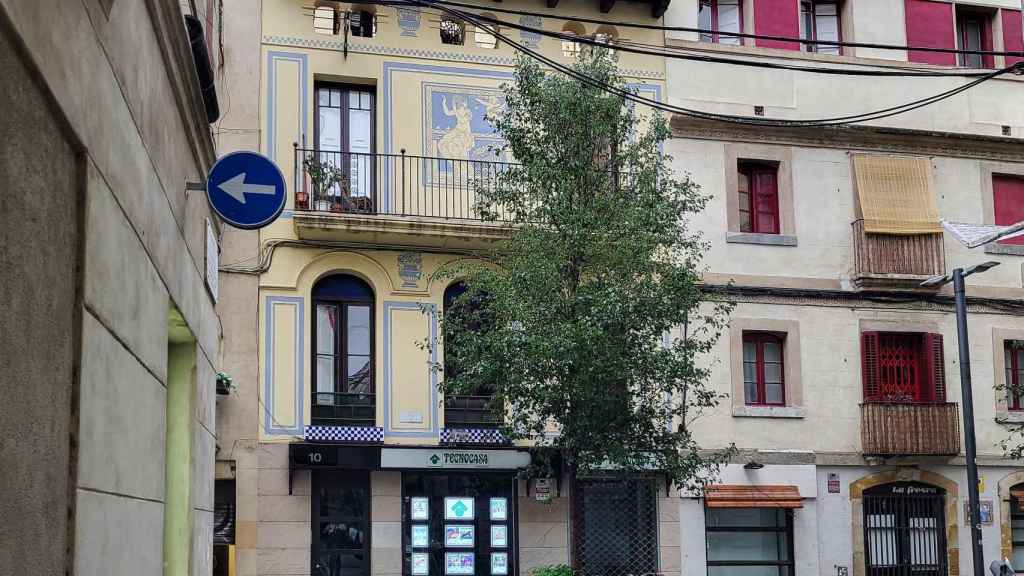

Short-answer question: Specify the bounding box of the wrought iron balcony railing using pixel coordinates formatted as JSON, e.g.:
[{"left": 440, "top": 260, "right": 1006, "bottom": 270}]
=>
[
  {"left": 860, "top": 402, "right": 960, "bottom": 456},
  {"left": 444, "top": 394, "right": 503, "bottom": 429},
  {"left": 311, "top": 392, "right": 376, "bottom": 427},
  {"left": 293, "top": 146, "right": 513, "bottom": 222}
]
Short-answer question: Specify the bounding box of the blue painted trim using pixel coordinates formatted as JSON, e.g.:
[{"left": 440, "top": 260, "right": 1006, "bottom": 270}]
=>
[
  {"left": 264, "top": 296, "right": 305, "bottom": 436},
  {"left": 382, "top": 301, "right": 439, "bottom": 438},
  {"left": 266, "top": 51, "right": 309, "bottom": 162},
  {"left": 382, "top": 62, "right": 515, "bottom": 213}
]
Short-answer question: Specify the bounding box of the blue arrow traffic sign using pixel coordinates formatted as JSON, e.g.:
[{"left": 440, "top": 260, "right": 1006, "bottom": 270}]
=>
[{"left": 206, "top": 151, "right": 287, "bottom": 229}]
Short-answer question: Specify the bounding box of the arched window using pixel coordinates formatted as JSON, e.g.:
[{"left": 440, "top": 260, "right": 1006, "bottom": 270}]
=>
[
  {"left": 592, "top": 25, "right": 618, "bottom": 57},
  {"left": 440, "top": 16, "right": 466, "bottom": 45},
  {"left": 561, "top": 22, "right": 585, "bottom": 58},
  {"left": 863, "top": 482, "right": 946, "bottom": 574},
  {"left": 1011, "top": 483, "right": 1024, "bottom": 568},
  {"left": 475, "top": 14, "right": 498, "bottom": 49},
  {"left": 442, "top": 281, "right": 500, "bottom": 429},
  {"left": 312, "top": 274, "right": 375, "bottom": 426}
]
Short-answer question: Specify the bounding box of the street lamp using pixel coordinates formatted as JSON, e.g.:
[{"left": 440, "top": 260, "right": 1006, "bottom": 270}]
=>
[{"left": 921, "top": 261, "right": 1000, "bottom": 576}]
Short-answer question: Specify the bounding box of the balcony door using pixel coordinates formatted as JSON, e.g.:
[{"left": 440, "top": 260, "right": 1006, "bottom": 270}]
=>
[
  {"left": 315, "top": 83, "right": 376, "bottom": 209},
  {"left": 861, "top": 332, "right": 945, "bottom": 404},
  {"left": 863, "top": 482, "right": 947, "bottom": 576}
]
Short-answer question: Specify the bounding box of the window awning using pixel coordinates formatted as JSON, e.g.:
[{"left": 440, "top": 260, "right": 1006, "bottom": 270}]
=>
[
  {"left": 704, "top": 484, "right": 803, "bottom": 509},
  {"left": 853, "top": 154, "right": 942, "bottom": 235}
]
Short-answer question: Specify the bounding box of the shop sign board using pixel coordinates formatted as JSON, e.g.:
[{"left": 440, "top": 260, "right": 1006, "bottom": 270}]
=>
[
  {"left": 381, "top": 448, "right": 531, "bottom": 470},
  {"left": 445, "top": 497, "right": 475, "bottom": 520}
]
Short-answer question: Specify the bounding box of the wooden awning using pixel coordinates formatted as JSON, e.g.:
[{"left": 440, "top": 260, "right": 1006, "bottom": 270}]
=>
[
  {"left": 704, "top": 485, "right": 803, "bottom": 509},
  {"left": 852, "top": 154, "right": 942, "bottom": 235}
]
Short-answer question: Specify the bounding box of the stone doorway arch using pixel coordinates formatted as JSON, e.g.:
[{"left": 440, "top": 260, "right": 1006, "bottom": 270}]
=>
[{"left": 850, "top": 469, "right": 960, "bottom": 576}]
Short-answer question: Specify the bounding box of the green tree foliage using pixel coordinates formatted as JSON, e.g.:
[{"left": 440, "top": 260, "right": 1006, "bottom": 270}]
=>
[{"left": 436, "top": 51, "right": 732, "bottom": 488}]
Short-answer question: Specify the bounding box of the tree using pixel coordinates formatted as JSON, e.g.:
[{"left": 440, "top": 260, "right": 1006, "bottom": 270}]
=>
[{"left": 435, "top": 50, "right": 732, "bottom": 488}]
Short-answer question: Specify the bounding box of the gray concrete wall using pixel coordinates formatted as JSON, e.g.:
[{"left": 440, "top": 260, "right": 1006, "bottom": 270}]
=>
[{"left": 0, "top": 13, "right": 81, "bottom": 575}]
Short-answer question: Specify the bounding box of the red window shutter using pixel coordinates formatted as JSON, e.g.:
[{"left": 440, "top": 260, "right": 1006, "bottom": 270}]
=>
[
  {"left": 1004, "top": 9, "right": 1024, "bottom": 67},
  {"left": 861, "top": 332, "right": 881, "bottom": 401},
  {"left": 923, "top": 333, "right": 946, "bottom": 402},
  {"left": 753, "top": 170, "right": 780, "bottom": 234},
  {"left": 994, "top": 175, "right": 1024, "bottom": 246},
  {"left": 755, "top": 0, "right": 801, "bottom": 50},
  {"left": 905, "top": 0, "right": 956, "bottom": 65}
]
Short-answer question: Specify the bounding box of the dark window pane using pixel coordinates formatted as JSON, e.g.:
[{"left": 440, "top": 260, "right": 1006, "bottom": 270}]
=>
[
  {"left": 318, "top": 485, "right": 368, "bottom": 518},
  {"left": 319, "top": 522, "right": 366, "bottom": 549},
  {"left": 314, "top": 551, "right": 366, "bottom": 576},
  {"left": 706, "top": 507, "right": 784, "bottom": 528},
  {"left": 707, "top": 531, "right": 788, "bottom": 562}
]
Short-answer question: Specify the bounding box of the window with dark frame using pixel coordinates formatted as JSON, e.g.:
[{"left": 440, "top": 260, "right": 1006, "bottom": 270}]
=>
[
  {"left": 312, "top": 470, "right": 371, "bottom": 576},
  {"left": 705, "top": 507, "right": 795, "bottom": 576},
  {"left": 994, "top": 174, "right": 1024, "bottom": 246},
  {"left": 348, "top": 10, "right": 376, "bottom": 38},
  {"left": 861, "top": 332, "right": 946, "bottom": 404},
  {"left": 956, "top": 8, "right": 994, "bottom": 68},
  {"left": 1007, "top": 341, "right": 1024, "bottom": 411},
  {"left": 312, "top": 274, "right": 375, "bottom": 427},
  {"left": 313, "top": 83, "right": 376, "bottom": 211},
  {"left": 801, "top": 1, "right": 841, "bottom": 54},
  {"left": 442, "top": 282, "right": 501, "bottom": 429},
  {"left": 742, "top": 332, "right": 785, "bottom": 406},
  {"left": 738, "top": 161, "right": 780, "bottom": 235},
  {"left": 698, "top": 0, "right": 742, "bottom": 45}
]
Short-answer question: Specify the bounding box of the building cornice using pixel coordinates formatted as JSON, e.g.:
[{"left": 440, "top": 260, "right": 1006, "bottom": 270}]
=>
[
  {"left": 145, "top": 0, "right": 217, "bottom": 173},
  {"left": 701, "top": 283, "right": 1024, "bottom": 316},
  {"left": 671, "top": 117, "right": 1024, "bottom": 163}
]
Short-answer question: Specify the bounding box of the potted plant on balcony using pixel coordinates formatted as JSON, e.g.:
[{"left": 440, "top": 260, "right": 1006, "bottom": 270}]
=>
[{"left": 303, "top": 154, "right": 348, "bottom": 212}]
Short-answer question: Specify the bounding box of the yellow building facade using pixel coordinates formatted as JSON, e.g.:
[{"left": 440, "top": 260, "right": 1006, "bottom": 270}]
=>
[{"left": 216, "top": 1, "right": 676, "bottom": 576}]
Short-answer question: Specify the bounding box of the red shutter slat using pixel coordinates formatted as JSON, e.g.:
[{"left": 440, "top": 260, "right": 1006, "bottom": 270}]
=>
[
  {"left": 924, "top": 333, "right": 946, "bottom": 402},
  {"left": 862, "top": 332, "right": 881, "bottom": 401},
  {"left": 1003, "top": 9, "right": 1024, "bottom": 67},
  {"left": 755, "top": 0, "right": 801, "bottom": 50},
  {"left": 905, "top": 0, "right": 956, "bottom": 65}
]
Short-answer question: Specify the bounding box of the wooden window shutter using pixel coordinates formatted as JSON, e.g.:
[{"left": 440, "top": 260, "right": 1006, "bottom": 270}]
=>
[
  {"left": 924, "top": 333, "right": 946, "bottom": 402},
  {"left": 861, "top": 331, "right": 881, "bottom": 401},
  {"left": 1003, "top": 9, "right": 1024, "bottom": 67},
  {"left": 904, "top": 0, "right": 957, "bottom": 65},
  {"left": 754, "top": 0, "right": 801, "bottom": 50}
]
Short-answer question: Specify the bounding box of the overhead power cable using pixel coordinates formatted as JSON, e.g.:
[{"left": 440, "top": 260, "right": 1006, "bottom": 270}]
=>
[
  {"left": 389, "top": 0, "right": 1024, "bottom": 58},
  {"left": 442, "top": 8, "right": 1006, "bottom": 77},
  {"left": 409, "top": 0, "right": 1021, "bottom": 127}
]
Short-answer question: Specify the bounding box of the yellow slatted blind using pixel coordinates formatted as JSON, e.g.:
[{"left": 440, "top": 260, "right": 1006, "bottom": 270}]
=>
[{"left": 853, "top": 154, "right": 942, "bottom": 235}]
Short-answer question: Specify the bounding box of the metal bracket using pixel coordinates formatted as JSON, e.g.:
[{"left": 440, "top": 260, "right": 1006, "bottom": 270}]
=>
[{"left": 185, "top": 180, "right": 206, "bottom": 197}]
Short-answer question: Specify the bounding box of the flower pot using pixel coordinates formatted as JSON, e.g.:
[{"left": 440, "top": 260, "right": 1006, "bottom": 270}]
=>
[
  {"left": 295, "top": 191, "right": 309, "bottom": 210},
  {"left": 330, "top": 201, "right": 344, "bottom": 213}
]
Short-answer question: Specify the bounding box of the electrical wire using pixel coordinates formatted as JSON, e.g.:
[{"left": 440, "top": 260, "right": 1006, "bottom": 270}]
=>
[
  {"left": 446, "top": 8, "right": 1007, "bottom": 78},
  {"left": 373, "top": 0, "right": 1024, "bottom": 58},
  {"left": 412, "top": 0, "right": 1021, "bottom": 127}
]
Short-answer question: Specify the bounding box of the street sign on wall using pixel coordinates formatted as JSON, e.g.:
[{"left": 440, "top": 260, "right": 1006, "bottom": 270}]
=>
[{"left": 206, "top": 151, "right": 286, "bottom": 229}]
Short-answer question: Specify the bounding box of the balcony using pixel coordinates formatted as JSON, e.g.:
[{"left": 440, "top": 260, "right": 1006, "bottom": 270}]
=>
[
  {"left": 311, "top": 392, "right": 376, "bottom": 427},
  {"left": 291, "top": 147, "right": 513, "bottom": 249},
  {"left": 860, "top": 402, "right": 961, "bottom": 456},
  {"left": 851, "top": 220, "right": 946, "bottom": 289}
]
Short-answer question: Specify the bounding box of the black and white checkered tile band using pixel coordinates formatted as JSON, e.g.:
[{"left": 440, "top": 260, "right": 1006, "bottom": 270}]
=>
[
  {"left": 440, "top": 428, "right": 507, "bottom": 444},
  {"left": 304, "top": 425, "right": 383, "bottom": 443}
]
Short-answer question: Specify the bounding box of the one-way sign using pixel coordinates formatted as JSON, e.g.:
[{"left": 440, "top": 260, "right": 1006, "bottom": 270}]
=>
[{"left": 206, "top": 151, "right": 286, "bottom": 229}]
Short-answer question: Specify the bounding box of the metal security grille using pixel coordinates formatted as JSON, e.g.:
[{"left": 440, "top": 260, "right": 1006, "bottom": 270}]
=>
[
  {"left": 863, "top": 482, "right": 947, "bottom": 576},
  {"left": 573, "top": 479, "right": 658, "bottom": 576}
]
